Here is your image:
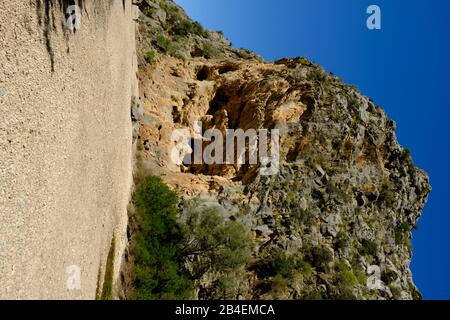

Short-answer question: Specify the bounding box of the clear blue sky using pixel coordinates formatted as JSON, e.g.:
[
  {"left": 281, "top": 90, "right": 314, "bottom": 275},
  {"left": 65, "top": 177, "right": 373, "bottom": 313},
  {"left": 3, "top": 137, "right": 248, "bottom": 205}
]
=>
[{"left": 175, "top": 0, "right": 450, "bottom": 299}]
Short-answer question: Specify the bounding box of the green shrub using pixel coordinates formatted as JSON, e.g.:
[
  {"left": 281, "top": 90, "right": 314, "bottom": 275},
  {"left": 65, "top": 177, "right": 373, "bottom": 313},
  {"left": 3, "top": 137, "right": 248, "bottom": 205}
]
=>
[
  {"left": 236, "top": 48, "right": 259, "bottom": 60},
  {"left": 131, "top": 177, "right": 252, "bottom": 299},
  {"left": 201, "top": 43, "right": 222, "bottom": 59},
  {"left": 332, "top": 262, "right": 358, "bottom": 300},
  {"left": 334, "top": 260, "right": 357, "bottom": 287},
  {"left": 212, "top": 274, "right": 237, "bottom": 300},
  {"left": 144, "top": 6, "right": 156, "bottom": 17},
  {"left": 381, "top": 270, "right": 398, "bottom": 284},
  {"left": 293, "top": 208, "right": 314, "bottom": 228},
  {"left": 349, "top": 258, "right": 367, "bottom": 286},
  {"left": 269, "top": 275, "right": 289, "bottom": 296},
  {"left": 302, "top": 289, "right": 323, "bottom": 300},
  {"left": 409, "top": 283, "right": 422, "bottom": 300},
  {"left": 171, "top": 19, "right": 207, "bottom": 37},
  {"left": 326, "top": 181, "right": 352, "bottom": 203},
  {"left": 146, "top": 51, "right": 156, "bottom": 63},
  {"left": 252, "top": 252, "right": 297, "bottom": 278},
  {"left": 378, "top": 177, "right": 396, "bottom": 207},
  {"left": 334, "top": 289, "right": 357, "bottom": 300},
  {"left": 298, "top": 261, "right": 313, "bottom": 276},
  {"left": 358, "top": 239, "right": 378, "bottom": 256},
  {"left": 155, "top": 34, "right": 180, "bottom": 56},
  {"left": 192, "top": 22, "right": 207, "bottom": 37},
  {"left": 297, "top": 57, "right": 313, "bottom": 66},
  {"left": 337, "top": 268, "right": 358, "bottom": 288},
  {"left": 171, "top": 19, "right": 194, "bottom": 36},
  {"left": 304, "top": 246, "right": 333, "bottom": 272},
  {"left": 357, "top": 270, "right": 367, "bottom": 286},
  {"left": 335, "top": 273, "right": 358, "bottom": 300},
  {"left": 395, "top": 222, "right": 410, "bottom": 245},
  {"left": 183, "top": 204, "right": 252, "bottom": 273},
  {"left": 159, "top": 0, "right": 184, "bottom": 21},
  {"left": 155, "top": 34, "right": 170, "bottom": 51},
  {"left": 159, "top": 0, "right": 168, "bottom": 10},
  {"left": 334, "top": 231, "right": 349, "bottom": 251},
  {"left": 131, "top": 176, "right": 193, "bottom": 300},
  {"left": 310, "top": 67, "right": 327, "bottom": 82}
]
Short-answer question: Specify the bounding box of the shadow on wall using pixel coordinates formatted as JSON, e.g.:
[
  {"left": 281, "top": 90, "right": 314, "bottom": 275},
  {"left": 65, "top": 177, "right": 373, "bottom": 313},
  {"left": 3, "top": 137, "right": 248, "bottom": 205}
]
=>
[
  {"left": 35, "top": 0, "right": 86, "bottom": 72},
  {"left": 35, "top": 0, "right": 121, "bottom": 72}
]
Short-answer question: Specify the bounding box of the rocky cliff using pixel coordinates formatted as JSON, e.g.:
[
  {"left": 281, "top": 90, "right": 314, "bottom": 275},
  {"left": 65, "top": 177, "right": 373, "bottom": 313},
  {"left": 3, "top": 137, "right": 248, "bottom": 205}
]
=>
[{"left": 127, "top": 0, "right": 431, "bottom": 300}]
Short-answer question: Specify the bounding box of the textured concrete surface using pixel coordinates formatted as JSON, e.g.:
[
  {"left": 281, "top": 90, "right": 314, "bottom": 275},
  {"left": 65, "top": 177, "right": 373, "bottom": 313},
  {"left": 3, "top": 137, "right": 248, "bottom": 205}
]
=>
[{"left": 0, "top": 0, "right": 135, "bottom": 299}]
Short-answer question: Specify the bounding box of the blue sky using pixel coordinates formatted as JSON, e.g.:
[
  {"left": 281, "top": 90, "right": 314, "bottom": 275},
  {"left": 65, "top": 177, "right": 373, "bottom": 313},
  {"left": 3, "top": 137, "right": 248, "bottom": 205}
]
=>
[{"left": 175, "top": 0, "right": 450, "bottom": 299}]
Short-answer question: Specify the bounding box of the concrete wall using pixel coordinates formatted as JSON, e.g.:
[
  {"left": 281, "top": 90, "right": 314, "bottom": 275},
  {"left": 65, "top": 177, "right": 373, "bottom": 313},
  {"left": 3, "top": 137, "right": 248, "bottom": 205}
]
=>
[{"left": 0, "top": 0, "right": 136, "bottom": 299}]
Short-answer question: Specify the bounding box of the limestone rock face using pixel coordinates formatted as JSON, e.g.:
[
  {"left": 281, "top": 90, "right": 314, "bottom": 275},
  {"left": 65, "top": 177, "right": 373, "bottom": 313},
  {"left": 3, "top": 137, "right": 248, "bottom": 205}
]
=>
[{"left": 133, "top": 0, "right": 430, "bottom": 300}]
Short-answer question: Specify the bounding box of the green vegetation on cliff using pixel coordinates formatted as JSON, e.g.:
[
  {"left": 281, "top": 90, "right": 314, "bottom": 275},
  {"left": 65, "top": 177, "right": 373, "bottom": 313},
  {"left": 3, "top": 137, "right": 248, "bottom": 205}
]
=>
[
  {"left": 130, "top": 176, "right": 252, "bottom": 299},
  {"left": 131, "top": 176, "right": 192, "bottom": 299}
]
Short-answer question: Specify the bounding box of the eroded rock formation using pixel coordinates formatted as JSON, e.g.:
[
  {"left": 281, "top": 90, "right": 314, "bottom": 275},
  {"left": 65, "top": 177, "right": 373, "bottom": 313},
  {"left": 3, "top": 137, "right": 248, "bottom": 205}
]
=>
[{"left": 128, "top": 0, "right": 430, "bottom": 300}]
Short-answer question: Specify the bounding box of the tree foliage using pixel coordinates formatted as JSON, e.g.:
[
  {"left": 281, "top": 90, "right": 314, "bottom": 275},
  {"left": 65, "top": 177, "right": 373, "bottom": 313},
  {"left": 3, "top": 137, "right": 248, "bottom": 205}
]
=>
[{"left": 131, "top": 176, "right": 192, "bottom": 300}]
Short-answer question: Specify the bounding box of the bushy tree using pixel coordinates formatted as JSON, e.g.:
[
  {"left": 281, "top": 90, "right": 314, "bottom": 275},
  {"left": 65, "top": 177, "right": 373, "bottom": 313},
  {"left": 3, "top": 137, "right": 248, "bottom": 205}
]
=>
[
  {"left": 131, "top": 176, "right": 192, "bottom": 300},
  {"left": 131, "top": 177, "right": 253, "bottom": 300},
  {"left": 304, "top": 245, "right": 333, "bottom": 272},
  {"left": 182, "top": 203, "right": 253, "bottom": 275}
]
